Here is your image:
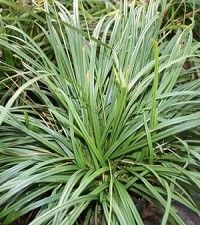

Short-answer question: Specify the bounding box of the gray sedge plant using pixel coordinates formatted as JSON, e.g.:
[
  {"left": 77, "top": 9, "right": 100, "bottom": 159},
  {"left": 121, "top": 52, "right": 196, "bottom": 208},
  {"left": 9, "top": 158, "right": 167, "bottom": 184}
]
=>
[{"left": 0, "top": 0, "right": 200, "bottom": 224}]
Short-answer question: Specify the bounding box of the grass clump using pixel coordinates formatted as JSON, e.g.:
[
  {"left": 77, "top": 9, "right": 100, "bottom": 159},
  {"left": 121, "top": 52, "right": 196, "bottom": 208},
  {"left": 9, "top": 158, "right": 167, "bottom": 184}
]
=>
[{"left": 0, "top": 0, "right": 200, "bottom": 224}]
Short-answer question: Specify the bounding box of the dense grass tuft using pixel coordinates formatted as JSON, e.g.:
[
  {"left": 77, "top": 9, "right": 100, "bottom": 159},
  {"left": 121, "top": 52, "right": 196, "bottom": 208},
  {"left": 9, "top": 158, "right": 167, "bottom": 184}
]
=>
[{"left": 0, "top": 1, "right": 200, "bottom": 224}]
